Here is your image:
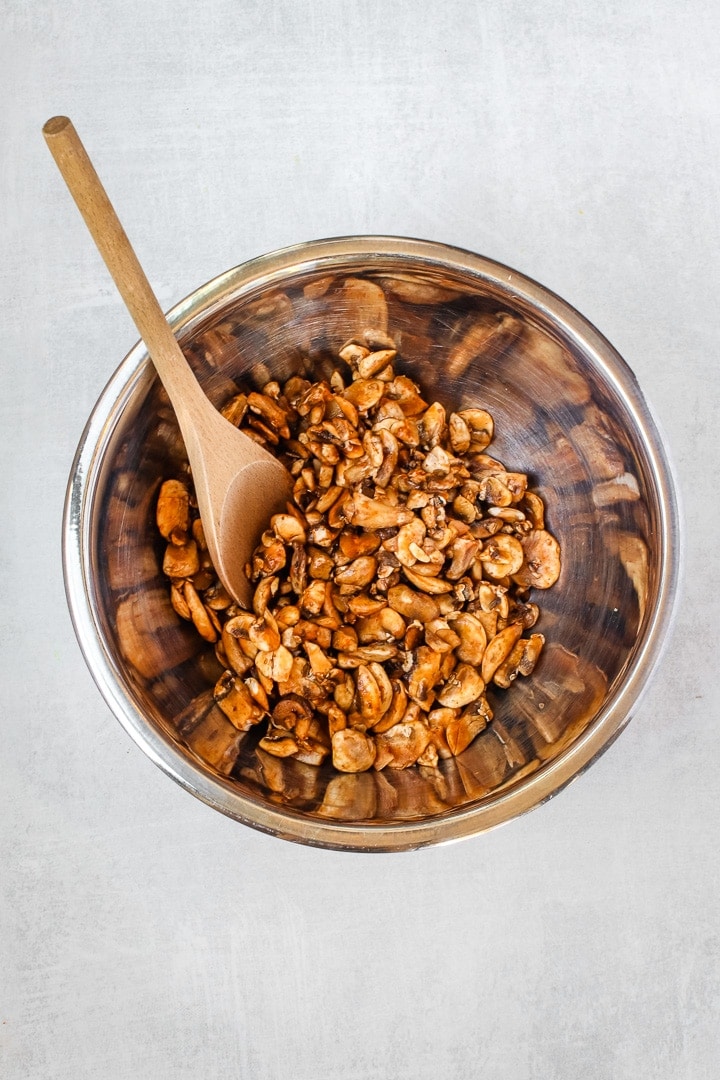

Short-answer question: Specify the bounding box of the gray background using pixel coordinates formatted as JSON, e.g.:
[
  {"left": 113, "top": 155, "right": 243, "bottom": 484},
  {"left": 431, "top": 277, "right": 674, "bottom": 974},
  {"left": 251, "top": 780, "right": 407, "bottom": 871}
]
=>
[{"left": 2, "top": 2, "right": 718, "bottom": 1077}]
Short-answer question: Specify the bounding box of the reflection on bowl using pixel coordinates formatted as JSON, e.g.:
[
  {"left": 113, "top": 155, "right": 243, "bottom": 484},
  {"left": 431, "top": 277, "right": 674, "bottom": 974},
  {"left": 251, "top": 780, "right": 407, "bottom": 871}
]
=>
[{"left": 64, "top": 237, "right": 679, "bottom": 850}]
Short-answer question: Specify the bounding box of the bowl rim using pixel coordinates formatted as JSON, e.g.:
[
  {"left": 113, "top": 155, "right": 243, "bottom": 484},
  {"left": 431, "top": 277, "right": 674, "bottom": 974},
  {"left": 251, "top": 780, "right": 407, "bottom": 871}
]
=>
[{"left": 63, "top": 235, "right": 682, "bottom": 851}]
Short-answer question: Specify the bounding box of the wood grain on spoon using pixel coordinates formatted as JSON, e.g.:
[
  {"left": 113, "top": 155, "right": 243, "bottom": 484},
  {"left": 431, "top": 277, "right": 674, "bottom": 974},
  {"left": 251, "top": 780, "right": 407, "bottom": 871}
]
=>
[{"left": 43, "top": 116, "right": 292, "bottom": 607}]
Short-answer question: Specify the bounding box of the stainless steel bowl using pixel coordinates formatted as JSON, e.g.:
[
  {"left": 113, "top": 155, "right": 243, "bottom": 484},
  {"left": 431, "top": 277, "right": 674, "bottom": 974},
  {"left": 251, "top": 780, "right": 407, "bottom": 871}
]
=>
[{"left": 63, "top": 236, "right": 680, "bottom": 850}]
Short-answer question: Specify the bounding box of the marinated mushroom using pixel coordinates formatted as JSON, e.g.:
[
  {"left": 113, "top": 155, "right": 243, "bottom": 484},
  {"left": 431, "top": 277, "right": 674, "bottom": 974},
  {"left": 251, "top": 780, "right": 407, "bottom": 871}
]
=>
[{"left": 158, "top": 323, "right": 561, "bottom": 772}]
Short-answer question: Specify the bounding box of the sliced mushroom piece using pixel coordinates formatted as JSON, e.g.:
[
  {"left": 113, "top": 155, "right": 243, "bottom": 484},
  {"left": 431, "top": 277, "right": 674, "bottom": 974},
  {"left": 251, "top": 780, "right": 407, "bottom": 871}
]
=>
[
  {"left": 170, "top": 582, "right": 191, "bottom": 620},
  {"left": 247, "top": 616, "right": 281, "bottom": 653},
  {"left": 275, "top": 604, "right": 301, "bottom": 630},
  {"left": 374, "top": 429, "right": 400, "bottom": 488},
  {"left": 493, "top": 633, "right": 545, "bottom": 688},
  {"left": 331, "top": 728, "right": 377, "bottom": 773},
  {"left": 507, "top": 599, "right": 540, "bottom": 629},
  {"left": 374, "top": 719, "right": 431, "bottom": 770},
  {"left": 418, "top": 710, "right": 452, "bottom": 762},
  {"left": 445, "top": 536, "right": 481, "bottom": 580},
  {"left": 378, "top": 372, "right": 424, "bottom": 411},
  {"left": 368, "top": 662, "right": 394, "bottom": 718},
  {"left": 446, "top": 697, "right": 492, "bottom": 755},
  {"left": 295, "top": 619, "right": 332, "bottom": 648},
  {"left": 402, "top": 565, "right": 453, "bottom": 595},
  {"left": 276, "top": 655, "right": 309, "bottom": 697},
  {"left": 221, "top": 624, "right": 254, "bottom": 677},
  {"left": 337, "top": 643, "right": 399, "bottom": 667},
  {"left": 344, "top": 492, "right": 414, "bottom": 530},
  {"left": 521, "top": 491, "right": 545, "bottom": 530},
  {"left": 407, "top": 646, "right": 444, "bottom": 709},
  {"left": 387, "top": 584, "right": 440, "bottom": 623},
  {"left": 333, "top": 624, "right": 359, "bottom": 652},
  {"left": 357, "top": 348, "right": 397, "bottom": 379},
  {"left": 299, "top": 579, "right": 327, "bottom": 615},
  {"left": 418, "top": 401, "right": 447, "bottom": 448},
  {"left": 339, "top": 341, "right": 369, "bottom": 365},
  {"left": 163, "top": 538, "right": 200, "bottom": 579},
  {"left": 356, "top": 607, "right": 407, "bottom": 643},
  {"left": 474, "top": 609, "right": 498, "bottom": 640},
  {"left": 372, "top": 680, "right": 408, "bottom": 733},
  {"left": 190, "top": 517, "right": 207, "bottom": 551},
  {"left": 204, "top": 580, "right": 232, "bottom": 611},
  {"left": 424, "top": 618, "right": 461, "bottom": 654},
  {"left": 452, "top": 494, "right": 477, "bottom": 523},
  {"left": 458, "top": 408, "right": 494, "bottom": 450},
  {"left": 514, "top": 529, "right": 562, "bottom": 589},
  {"left": 481, "top": 622, "right": 524, "bottom": 683},
  {"left": 450, "top": 611, "right": 488, "bottom": 664},
  {"left": 487, "top": 506, "right": 526, "bottom": 523},
  {"left": 156, "top": 479, "right": 190, "bottom": 543},
  {"left": 304, "top": 641, "right": 334, "bottom": 676},
  {"left": 220, "top": 392, "right": 249, "bottom": 427},
  {"left": 333, "top": 672, "right": 356, "bottom": 712},
  {"left": 270, "top": 513, "right": 307, "bottom": 544},
  {"left": 338, "top": 530, "right": 382, "bottom": 560},
  {"left": 293, "top": 740, "right": 330, "bottom": 767},
  {"left": 244, "top": 676, "right": 270, "bottom": 712},
  {"left": 342, "top": 377, "right": 386, "bottom": 411},
  {"left": 448, "top": 412, "right": 471, "bottom": 454},
  {"left": 403, "top": 545, "right": 444, "bottom": 574},
  {"left": 355, "top": 663, "right": 384, "bottom": 721},
  {"left": 252, "top": 575, "right": 280, "bottom": 617},
  {"left": 396, "top": 518, "right": 427, "bottom": 567},
  {"left": 334, "top": 555, "right": 378, "bottom": 589},
  {"left": 475, "top": 474, "right": 513, "bottom": 507},
  {"left": 214, "top": 671, "right": 263, "bottom": 731},
  {"left": 423, "top": 445, "right": 457, "bottom": 475},
  {"left": 183, "top": 580, "right": 217, "bottom": 642},
  {"left": 435, "top": 663, "right": 485, "bottom": 709},
  {"left": 480, "top": 534, "right": 525, "bottom": 579},
  {"left": 343, "top": 597, "right": 382, "bottom": 621},
  {"left": 258, "top": 733, "right": 299, "bottom": 758},
  {"left": 307, "top": 521, "right": 340, "bottom": 548},
  {"left": 475, "top": 582, "right": 510, "bottom": 617},
  {"left": 326, "top": 702, "right": 348, "bottom": 736},
  {"left": 307, "top": 548, "right": 335, "bottom": 580},
  {"left": 247, "top": 392, "right": 291, "bottom": 438},
  {"left": 270, "top": 694, "right": 311, "bottom": 731},
  {"left": 255, "top": 644, "right": 294, "bottom": 684},
  {"left": 252, "top": 538, "right": 287, "bottom": 579}
]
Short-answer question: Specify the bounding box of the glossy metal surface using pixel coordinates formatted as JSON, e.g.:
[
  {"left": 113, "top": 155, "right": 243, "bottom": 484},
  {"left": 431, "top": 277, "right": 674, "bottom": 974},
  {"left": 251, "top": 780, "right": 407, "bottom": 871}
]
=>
[{"left": 63, "top": 237, "right": 680, "bottom": 850}]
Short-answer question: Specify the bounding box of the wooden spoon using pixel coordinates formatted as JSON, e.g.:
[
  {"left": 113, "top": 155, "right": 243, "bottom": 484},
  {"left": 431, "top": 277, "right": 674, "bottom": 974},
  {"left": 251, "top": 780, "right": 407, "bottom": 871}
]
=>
[{"left": 43, "top": 116, "right": 292, "bottom": 608}]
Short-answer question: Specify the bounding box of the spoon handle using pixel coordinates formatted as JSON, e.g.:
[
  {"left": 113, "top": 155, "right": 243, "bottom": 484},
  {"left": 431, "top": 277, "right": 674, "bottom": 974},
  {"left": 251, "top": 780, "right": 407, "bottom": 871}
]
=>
[{"left": 43, "top": 116, "right": 208, "bottom": 423}]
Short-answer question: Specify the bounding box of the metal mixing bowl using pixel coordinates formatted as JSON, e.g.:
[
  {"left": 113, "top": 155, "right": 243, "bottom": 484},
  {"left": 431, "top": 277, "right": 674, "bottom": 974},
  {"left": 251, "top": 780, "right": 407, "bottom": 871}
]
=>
[{"left": 63, "top": 236, "right": 680, "bottom": 850}]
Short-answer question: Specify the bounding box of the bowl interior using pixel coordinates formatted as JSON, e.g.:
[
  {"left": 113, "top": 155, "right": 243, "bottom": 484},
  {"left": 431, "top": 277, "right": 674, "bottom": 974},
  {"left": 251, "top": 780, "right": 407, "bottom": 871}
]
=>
[{"left": 79, "top": 240, "right": 670, "bottom": 845}]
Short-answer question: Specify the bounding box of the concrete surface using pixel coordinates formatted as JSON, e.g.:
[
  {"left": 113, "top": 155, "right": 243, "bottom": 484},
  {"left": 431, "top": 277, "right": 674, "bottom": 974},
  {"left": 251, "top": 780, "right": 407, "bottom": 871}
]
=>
[{"left": 2, "top": 1, "right": 719, "bottom": 1077}]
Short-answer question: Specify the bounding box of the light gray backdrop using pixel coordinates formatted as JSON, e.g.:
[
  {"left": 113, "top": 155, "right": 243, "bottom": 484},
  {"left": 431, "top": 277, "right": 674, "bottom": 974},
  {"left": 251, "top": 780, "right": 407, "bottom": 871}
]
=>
[{"left": 2, "top": 2, "right": 718, "bottom": 1078}]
